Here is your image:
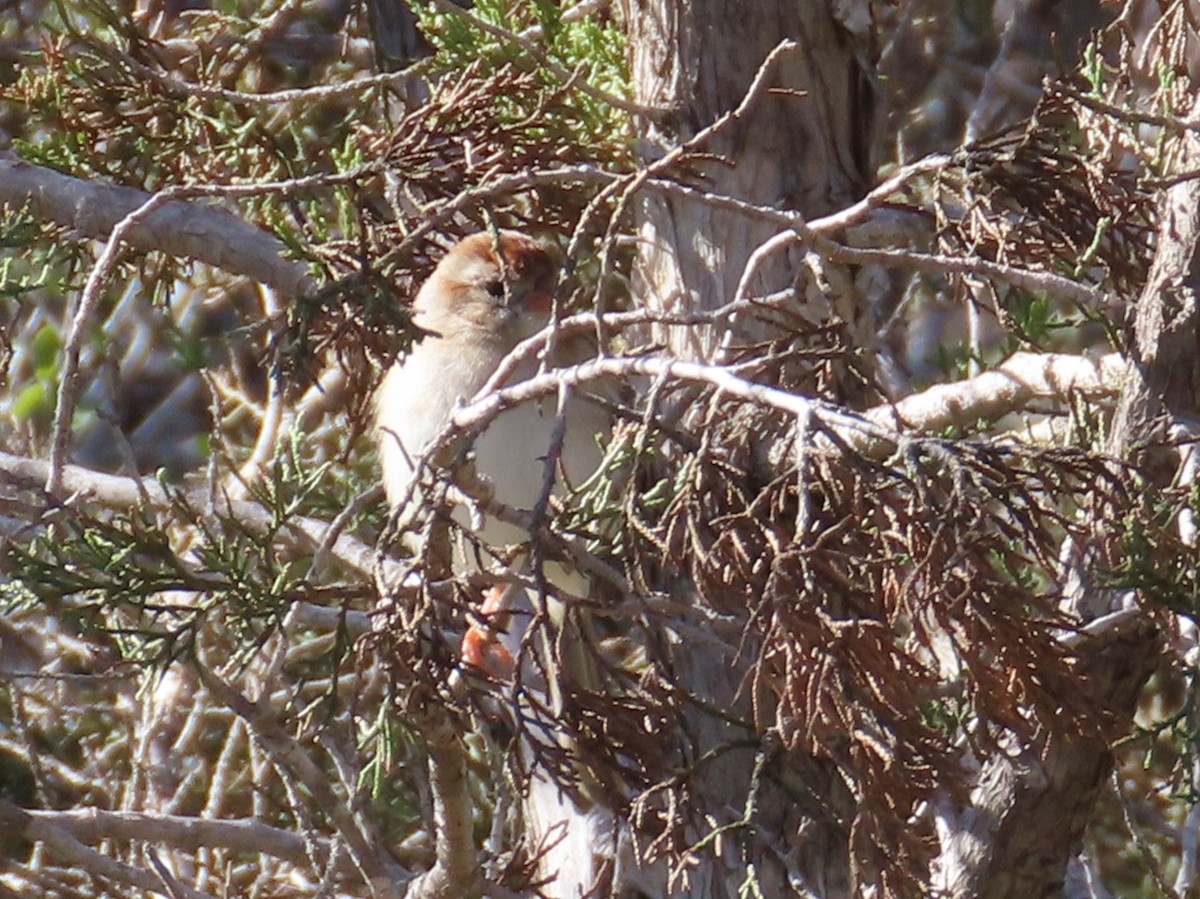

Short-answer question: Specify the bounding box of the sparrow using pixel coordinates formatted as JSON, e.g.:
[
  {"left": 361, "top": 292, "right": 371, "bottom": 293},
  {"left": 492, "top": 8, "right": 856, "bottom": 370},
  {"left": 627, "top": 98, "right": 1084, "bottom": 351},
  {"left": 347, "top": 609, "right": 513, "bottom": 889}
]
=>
[
  {"left": 375, "top": 229, "right": 608, "bottom": 679},
  {"left": 375, "top": 227, "right": 608, "bottom": 544},
  {"left": 374, "top": 229, "right": 613, "bottom": 897},
  {"left": 372, "top": 229, "right": 609, "bottom": 892}
]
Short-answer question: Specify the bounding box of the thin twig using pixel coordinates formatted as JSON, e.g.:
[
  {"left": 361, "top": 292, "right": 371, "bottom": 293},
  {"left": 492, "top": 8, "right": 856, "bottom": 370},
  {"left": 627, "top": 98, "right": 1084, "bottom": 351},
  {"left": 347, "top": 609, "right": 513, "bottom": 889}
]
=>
[
  {"left": 642, "top": 177, "right": 1112, "bottom": 309},
  {"left": 228, "top": 284, "right": 285, "bottom": 501},
  {"left": 48, "top": 192, "right": 176, "bottom": 493},
  {"left": 1058, "top": 83, "right": 1200, "bottom": 134},
  {"left": 194, "top": 662, "right": 398, "bottom": 891},
  {"left": 122, "top": 51, "right": 432, "bottom": 107},
  {"left": 0, "top": 448, "right": 388, "bottom": 586}
]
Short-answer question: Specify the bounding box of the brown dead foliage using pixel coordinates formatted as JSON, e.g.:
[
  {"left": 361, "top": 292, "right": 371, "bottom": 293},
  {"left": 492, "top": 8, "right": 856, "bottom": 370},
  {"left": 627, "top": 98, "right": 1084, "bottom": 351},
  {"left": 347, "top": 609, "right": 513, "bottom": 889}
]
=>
[{"left": 369, "top": 6, "right": 1199, "bottom": 893}]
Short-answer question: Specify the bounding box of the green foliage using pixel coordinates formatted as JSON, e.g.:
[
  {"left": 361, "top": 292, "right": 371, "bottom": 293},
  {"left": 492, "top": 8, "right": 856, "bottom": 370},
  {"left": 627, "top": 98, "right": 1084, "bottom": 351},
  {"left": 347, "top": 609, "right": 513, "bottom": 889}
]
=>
[
  {"left": 1000, "top": 289, "right": 1094, "bottom": 356},
  {"left": 359, "top": 709, "right": 427, "bottom": 836},
  {"left": 1103, "top": 487, "right": 1200, "bottom": 620},
  {"left": 4, "top": 509, "right": 221, "bottom": 664},
  {"left": 10, "top": 323, "right": 59, "bottom": 420},
  {"left": 413, "top": 0, "right": 630, "bottom": 150},
  {"left": 930, "top": 341, "right": 975, "bottom": 381},
  {"left": 0, "top": 436, "right": 375, "bottom": 667},
  {"left": 1007, "top": 292, "right": 1057, "bottom": 346},
  {"left": 1082, "top": 40, "right": 1105, "bottom": 95},
  {"left": 4, "top": 0, "right": 372, "bottom": 273}
]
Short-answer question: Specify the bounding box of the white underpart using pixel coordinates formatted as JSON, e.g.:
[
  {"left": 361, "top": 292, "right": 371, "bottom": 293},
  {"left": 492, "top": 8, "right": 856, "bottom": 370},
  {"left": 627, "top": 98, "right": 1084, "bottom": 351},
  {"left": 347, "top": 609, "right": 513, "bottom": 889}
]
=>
[
  {"left": 375, "top": 333, "right": 606, "bottom": 549},
  {"left": 523, "top": 734, "right": 612, "bottom": 898},
  {"left": 375, "top": 315, "right": 612, "bottom": 897}
]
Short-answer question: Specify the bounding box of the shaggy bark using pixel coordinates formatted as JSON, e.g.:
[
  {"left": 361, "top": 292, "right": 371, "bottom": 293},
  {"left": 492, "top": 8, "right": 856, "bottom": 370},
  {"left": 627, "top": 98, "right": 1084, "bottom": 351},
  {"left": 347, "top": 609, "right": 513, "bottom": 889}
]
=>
[
  {"left": 620, "top": 2, "right": 873, "bottom": 895},
  {"left": 620, "top": 2, "right": 1169, "bottom": 898},
  {"left": 622, "top": 0, "right": 871, "bottom": 360}
]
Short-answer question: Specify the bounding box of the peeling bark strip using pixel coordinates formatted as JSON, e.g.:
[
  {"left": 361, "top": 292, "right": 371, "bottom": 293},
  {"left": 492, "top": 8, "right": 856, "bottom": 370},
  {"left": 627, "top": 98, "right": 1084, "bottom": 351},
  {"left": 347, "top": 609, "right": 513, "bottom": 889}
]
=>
[
  {"left": 620, "top": 2, "right": 874, "bottom": 896},
  {"left": 1109, "top": 147, "right": 1200, "bottom": 459},
  {"left": 619, "top": 3, "right": 1178, "bottom": 898}
]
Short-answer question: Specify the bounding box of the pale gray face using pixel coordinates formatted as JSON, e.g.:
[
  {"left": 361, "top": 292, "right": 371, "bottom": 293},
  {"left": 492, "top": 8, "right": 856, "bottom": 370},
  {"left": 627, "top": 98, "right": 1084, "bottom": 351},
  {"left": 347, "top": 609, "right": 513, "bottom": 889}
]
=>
[{"left": 412, "top": 231, "right": 558, "bottom": 345}]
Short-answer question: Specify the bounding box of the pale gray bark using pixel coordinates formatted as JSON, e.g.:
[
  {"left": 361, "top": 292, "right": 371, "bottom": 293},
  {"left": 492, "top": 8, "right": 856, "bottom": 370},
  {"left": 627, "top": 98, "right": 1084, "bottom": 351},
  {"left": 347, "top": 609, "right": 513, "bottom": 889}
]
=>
[
  {"left": 619, "top": 2, "right": 1169, "bottom": 898},
  {"left": 623, "top": 0, "right": 870, "bottom": 360},
  {"left": 0, "top": 157, "right": 313, "bottom": 296},
  {"left": 930, "top": 103, "right": 1200, "bottom": 899},
  {"left": 620, "top": 2, "right": 873, "bottom": 896}
]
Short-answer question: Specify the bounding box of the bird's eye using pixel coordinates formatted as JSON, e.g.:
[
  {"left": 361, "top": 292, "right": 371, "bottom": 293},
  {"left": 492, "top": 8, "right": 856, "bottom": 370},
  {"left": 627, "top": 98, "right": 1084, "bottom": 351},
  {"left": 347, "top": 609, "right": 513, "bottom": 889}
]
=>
[{"left": 484, "top": 279, "right": 506, "bottom": 302}]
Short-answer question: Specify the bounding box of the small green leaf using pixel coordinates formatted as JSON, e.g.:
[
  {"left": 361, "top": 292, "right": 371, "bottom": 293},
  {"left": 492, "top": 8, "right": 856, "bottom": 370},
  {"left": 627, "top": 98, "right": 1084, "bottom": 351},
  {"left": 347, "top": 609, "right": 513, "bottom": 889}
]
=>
[
  {"left": 11, "top": 380, "right": 51, "bottom": 420},
  {"left": 32, "top": 322, "right": 61, "bottom": 375}
]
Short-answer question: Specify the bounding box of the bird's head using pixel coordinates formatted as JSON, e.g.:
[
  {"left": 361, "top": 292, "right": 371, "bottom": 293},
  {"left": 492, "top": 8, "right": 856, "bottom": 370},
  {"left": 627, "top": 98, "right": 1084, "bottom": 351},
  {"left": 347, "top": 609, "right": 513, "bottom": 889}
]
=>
[{"left": 412, "top": 230, "right": 559, "bottom": 345}]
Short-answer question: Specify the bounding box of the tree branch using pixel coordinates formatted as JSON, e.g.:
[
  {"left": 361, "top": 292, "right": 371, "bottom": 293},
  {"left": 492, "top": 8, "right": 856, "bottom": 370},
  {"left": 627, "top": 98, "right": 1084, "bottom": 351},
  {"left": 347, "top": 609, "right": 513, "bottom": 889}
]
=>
[
  {"left": 194, "top": 663, "right": 399, "bottom": 892},
  {"left": 0, "top": 158, "right": 313, "bottom": 296},
  {"left": 451, "top": 351, "right": 1123, "bottom": 465},
  {"left": 863, "top": 352, "right": 1124, "bottom": 438},
  {"left": 23, "top": 807, "right": 323, "bottom": 865},
  {"left": 0, "top": 448, "right": 388, "bottom": 594},
  {"left": 403, "top": 718, "right": 477, "bottom": 899},
  {"left": 0, "top": 798, "right": 216, "bottom": 899}
]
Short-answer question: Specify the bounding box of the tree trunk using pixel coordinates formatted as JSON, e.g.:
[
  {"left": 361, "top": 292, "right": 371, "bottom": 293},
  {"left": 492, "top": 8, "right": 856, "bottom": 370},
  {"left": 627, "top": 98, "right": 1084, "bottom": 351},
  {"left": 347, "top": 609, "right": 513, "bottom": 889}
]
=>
[
  {"left": 929, "top": 103, "right": 1200, "bottom": 899},
  {"left": 619, "top": 3, "right": 1176, "bottom": 898},
  {"left": 619, "top": 2, "right": 872, "bottom": 896},
  {"left": 622, "top": 0, "right": 870, "bottom": 360}
]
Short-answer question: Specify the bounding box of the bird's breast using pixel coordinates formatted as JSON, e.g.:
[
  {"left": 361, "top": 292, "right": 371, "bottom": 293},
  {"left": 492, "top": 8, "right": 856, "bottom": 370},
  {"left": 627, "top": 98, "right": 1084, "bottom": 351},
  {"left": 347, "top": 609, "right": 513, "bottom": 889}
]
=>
[
  {"left": 470, "top": 388, "right": 606, "bottom": 546},
  {"left": 375, "top": 338, "right": 505, "bottom": 508},
  {"left": 375, "top": 339, "right": 608, "bottom": 548}
]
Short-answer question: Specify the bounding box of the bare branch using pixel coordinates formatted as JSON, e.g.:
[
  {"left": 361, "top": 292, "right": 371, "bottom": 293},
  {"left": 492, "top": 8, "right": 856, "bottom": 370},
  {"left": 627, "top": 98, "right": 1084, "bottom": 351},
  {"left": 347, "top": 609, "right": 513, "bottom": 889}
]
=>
[
  {"left": 863, "top": 352, "right": 1125, "bottom": 438},
  {"left": 194, "top": 663, "right": 399, "bottom": 892},
  {"left": 0, "top": 448, "right": 386, "bottom": 590},
  {"left": 0, "top": 158, "right": 313, "bottom": 295},
  {"left": 805, "top": 153, "right": 951, "bottom": 234},
  {"left": 24, "top": 807, "right": 321, "bottom": 865},
  {"left": 48, "top": 191, "right": 179, "bottom": 492},
  {"left": 0, "top": 798, "right": 216, "bottom": 899},
  {"left": 403, "top": 718, "right": 476, "bottom": 899},
  {"left": 453, "top": 351, "right": 1123, "bottom": 465},
  {"left": 638, "top": 176, "right": 1111, "bottom": 308}
]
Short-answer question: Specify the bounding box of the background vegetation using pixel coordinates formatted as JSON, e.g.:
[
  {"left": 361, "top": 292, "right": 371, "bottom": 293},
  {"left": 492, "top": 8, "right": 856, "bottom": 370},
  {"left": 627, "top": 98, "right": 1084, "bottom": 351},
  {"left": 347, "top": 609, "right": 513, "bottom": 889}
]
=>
[{"left": 0, "top": 1, "right": 1197, "bottom": 897}]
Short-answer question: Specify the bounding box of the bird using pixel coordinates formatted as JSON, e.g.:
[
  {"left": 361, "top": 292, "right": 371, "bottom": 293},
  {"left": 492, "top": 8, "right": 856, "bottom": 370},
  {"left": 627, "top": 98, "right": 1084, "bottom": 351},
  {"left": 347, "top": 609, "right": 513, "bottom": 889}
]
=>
[
  {"left": 375, "top": 230, "right": 604, "bottom": 541},
  {"left": 374, "top": 229, "right": 613, "bottom": 898}
]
